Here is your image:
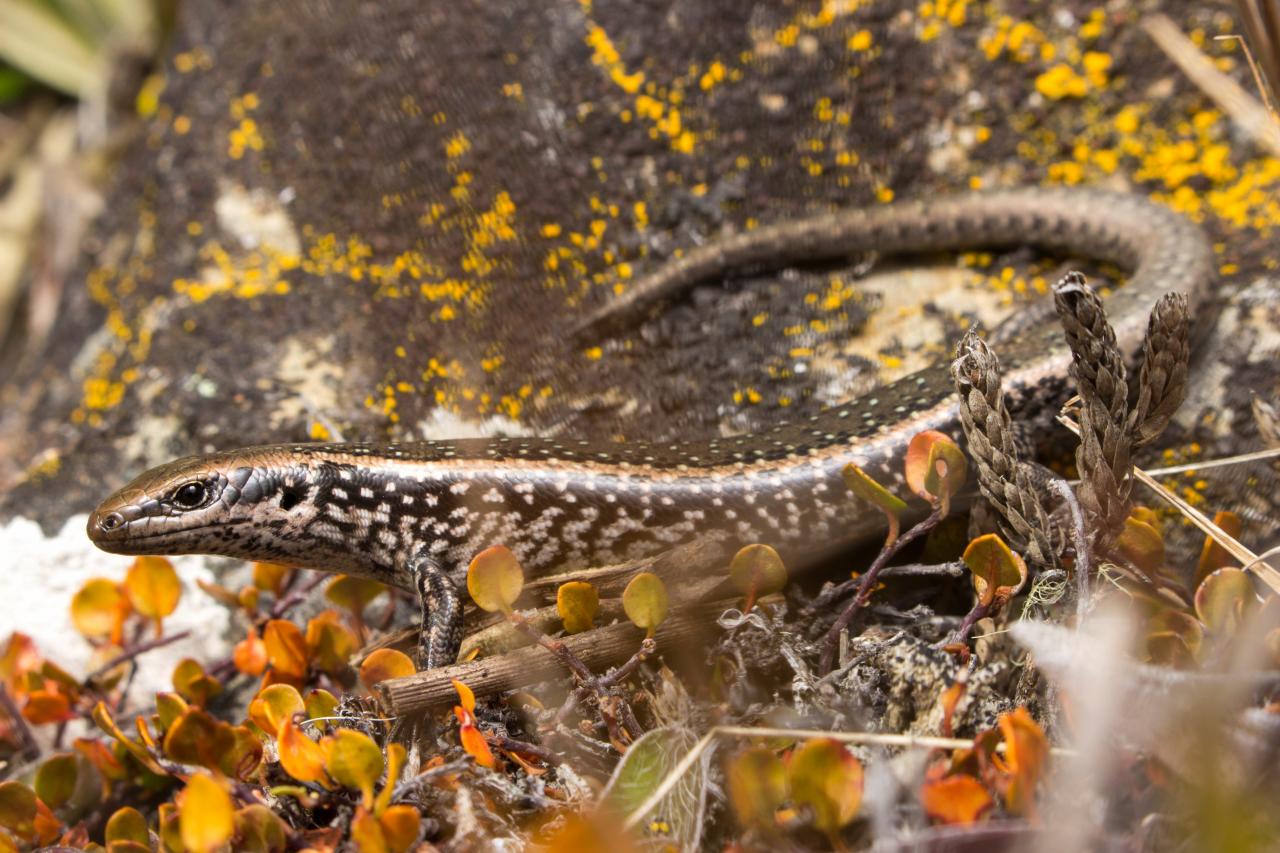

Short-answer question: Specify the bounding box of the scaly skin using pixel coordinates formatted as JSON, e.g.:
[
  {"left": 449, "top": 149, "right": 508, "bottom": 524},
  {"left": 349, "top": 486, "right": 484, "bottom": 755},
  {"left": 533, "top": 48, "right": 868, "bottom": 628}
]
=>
[{"left": 87, "top": 189, "right": 1216, "bottom": 667}]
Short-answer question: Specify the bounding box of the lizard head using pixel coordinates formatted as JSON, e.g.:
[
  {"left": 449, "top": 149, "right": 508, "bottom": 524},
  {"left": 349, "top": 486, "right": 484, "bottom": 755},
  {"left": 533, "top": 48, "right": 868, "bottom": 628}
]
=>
[{"left": 87, "top": 451, "right": 287, "bottom": 557}]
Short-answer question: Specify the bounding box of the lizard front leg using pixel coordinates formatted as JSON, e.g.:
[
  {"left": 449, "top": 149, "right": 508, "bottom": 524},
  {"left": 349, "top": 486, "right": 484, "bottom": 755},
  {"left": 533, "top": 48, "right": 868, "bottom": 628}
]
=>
[{"left": 408, "top": 550, "right": 463, "bottom": 669}]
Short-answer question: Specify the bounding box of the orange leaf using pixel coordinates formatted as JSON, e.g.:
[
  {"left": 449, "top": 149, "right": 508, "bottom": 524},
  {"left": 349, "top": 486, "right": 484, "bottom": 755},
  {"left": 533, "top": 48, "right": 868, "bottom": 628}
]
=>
[
  {"left": 277, "top": 720, "right": 330, "bottom": 786},
  {"left": 305, "top": 611, "right": 358, "bottom": 676},
  {"left": 379, "top": 803, "right": 422, "bottom": 853},
  {"left": 466, "top": 545, "right": 525, "bottom": 614},
  {"left": 350, "top": 806, "right": 389, "bottom": 853},
  {"left": 90, "top": 701, "right": 166, "bottom": 775},
  {"left": 179, "top": 774, "right": 234, "bottom": 853},
  {"left": 234, "top": 628, "right": 268, "bottom": 676},
  {"left": 920, "top": 773, "right": 993, "bottom": 824},
  {"left": 457, "top": 719, "right": 496, "bottom": 769},
  {"left": 172, "top": 658, "right": 222, "bottom": 707},
  {"left": 70, "top": 578, "right": 129, "bottom": 643},
  {"left": 374, "top": 743, "right": 407, "bottom": 816},
  {"left": 253, "top": 684, "right": 305, "bottom": 733},
  {"left": 726, "top": 747, "right": 787, "bottom": 832},
  {"left": 0, "top": 632, "right": 39, "bottom": 686},
  {"left": 263, "top": 619, "right": 309, "bottom": 681},
  {"left": 996, "top": 708, "right": 1048, "bottom": 818},
  {"left": 360, "top": 649, "right": 416, "bottom": 691},
  {"left": 163, "top": 708, "right": 234, "bottom": 770},
  {"left": 124, "top": 556, "right": 182, "bottom": 632},
  {"left": 555, "top": 581, "right": 600, "bottom": 634},
  {"left": 252, "top": 562, "right": 293, "bottom": 595},
  {"left": 452, "top": 679, "right": 477, "bottom": 714},
  {"left": 905, "top": 430, "right": 967, "bottom": 505},
  {"left": 22, "top": 689, "right": 73, "bottom": 725},
  {"left": 1195, "top": 510, "right": 1241, "bottom": 587}
]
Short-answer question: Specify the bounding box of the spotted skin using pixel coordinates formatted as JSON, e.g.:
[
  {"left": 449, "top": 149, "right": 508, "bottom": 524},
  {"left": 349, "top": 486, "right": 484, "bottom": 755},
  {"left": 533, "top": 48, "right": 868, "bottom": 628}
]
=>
[{"left": 86, "top": 189, "right": 1216, "bottom": 666}]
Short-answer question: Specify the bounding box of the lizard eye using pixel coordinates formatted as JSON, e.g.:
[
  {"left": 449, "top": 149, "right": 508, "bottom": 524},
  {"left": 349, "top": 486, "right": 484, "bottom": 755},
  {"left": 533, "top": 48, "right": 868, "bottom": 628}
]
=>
[{"left": 171, "top": 481, "right": 210, "bottom": 510}]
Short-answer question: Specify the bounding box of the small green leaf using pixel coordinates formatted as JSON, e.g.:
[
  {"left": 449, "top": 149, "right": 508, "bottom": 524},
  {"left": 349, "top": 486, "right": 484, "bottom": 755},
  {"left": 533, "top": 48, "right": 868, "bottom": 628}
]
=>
[
  {"left": 33, "top": 753, "right": 77, "bottom": 810},
  {"left": 1195, "top": 567, "right": 1257, "bottom": 638},
  {"left": 602, "top": 726, "right": 706, "bottom": 850},
  {"left": 155, "top": 691, "right": 190, "bottom": 734},
  {"left": 728, "top": 544, "right": 789, "bottom": 609},
  {"left": 841, "top": 464, "right": 907, "bottom": 516},
  {"left": 556, "top": 581, "right": 600, "bottom": 634},
  {"left": 466, "top": 545, "right": 525, "bottom": 614},
  {"left": 106, "top": 806, "right": 150, "bottom": 846},
  {"left": 0, "top": 781, "right": 37, "bottom": 839},
  {"left": 325, "top": 729, "right": 385, "bottom": 810},
  {"left": 622, "top": 572, "right": 669, "bottom": 634},
  {"left": 963, "top": 534, "right": 1027, "bottom": 609},
  {"left": 726, "top": 747, "right": 787, "bottom": 832}
]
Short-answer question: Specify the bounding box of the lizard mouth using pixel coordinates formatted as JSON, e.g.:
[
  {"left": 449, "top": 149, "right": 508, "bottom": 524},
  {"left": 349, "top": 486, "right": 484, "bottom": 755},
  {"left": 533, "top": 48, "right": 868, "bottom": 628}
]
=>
[{"left": 87, "top": 517, "right": 253, "bottom": 554}]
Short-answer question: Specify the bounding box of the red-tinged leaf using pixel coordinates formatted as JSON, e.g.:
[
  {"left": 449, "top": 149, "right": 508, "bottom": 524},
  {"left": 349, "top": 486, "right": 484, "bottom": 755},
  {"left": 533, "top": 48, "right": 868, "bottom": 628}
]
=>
[
  {"left": 995, "top": 708, "right": 1048, "bottom": 818},
  {"left": 452, "top": 679, "right": 477, "bottom": 714},
  {"left": 74, "top": 737, "right": 126, "bottom": 787},
  {"left": 467, "top": 545, "right": 525, "bottom": 614},
  {"left": 253, "top": 562, "right": 293, "bottom": 595},
  {"left": 0, "top": 633, "right": 39, "bottom": 686},
  {"left": 905, "top": 430, "right": 967, "bottom": 505},
  {"left": 325, "top": 575, "right": 387, "bottom": 616},
  {"left": 277, "top": 720, "right": 330, "bottom": 786},
  {"left": 786, "top": 739, "right": 863, "bottom": 834},
  {"left": 105, "top": 806, "right": 149, "bottom": 846},
  {"left": 234, "top": 803, "right": 287, "bottom": 853},
  {"left": 172, "top": 657, "right": 222, "bottom": 707},
  {"left": 360, "top": 649, "right": 416, "bottom": 691},
  {"left": 1195, "top": 567, "right": 1257, "bottom": 638},
  {"left": 325, "top": 729, "right": 385, "bottom": 810},
  {"left": 940, "top": 681, "right": 966, "bottom": 739},
  {"left": 379, "top": 803, "right": 421, "bottom": 853},
  {"left": 726, "top": 747, "right": 787, "bottom": 832},
  {"left": 556, "top": 581, "right": 600, "bottom": 634},
  {"left": 22, "top": 689, "right": 73, "bottom": 725},
  {"left": 728, "top": 544, "right": 789, "bottom": 612},
  {"left": 163, "top": 708, "right": 235, "bottom": 770},
  {"left": 124, "top": 556, "right": 182, "bottom": 632},
  {"left": 350, "top": 806, "right": 389, "bottom": 853},
  {"left": 1195, "top": 510, "right": 1242, "bottom": 587},
  {"left": 963, "top": 534, "right": 1027, "bottom": 609},
  {"left": 920, "top": 773, "right": 993, "bottom": 824},
  {"left": 263, "top": 619, "right": 309, "bottom": 681},
  {"left": 234, "top": 628, "right": 269, "bottom": 676},
  {"left": 224, "top": 724, "right": 265, "bottom": 780},
  {"left": 239, "top": 586, "right": 261, "bottom": 611},
  {"left": 179, "top": 773, "right": 234, "bottom": 853},
  {"left": 31, "top": 797, "right": 59, "bottom": 846},
  {"left": 622, "top": 572, "right": 668, "bottom": 635},
  {"left": 0, "top": 781, "right": 36, "bottom": 840},
  {"left": 305, "top": 611, "right": 358, "bottom": 676},
  {"left": 70, "top": 578, "right": 129, "bottom": 643},
  {"left": 33, "top": 753, "right": 77, "bottom": 810}
]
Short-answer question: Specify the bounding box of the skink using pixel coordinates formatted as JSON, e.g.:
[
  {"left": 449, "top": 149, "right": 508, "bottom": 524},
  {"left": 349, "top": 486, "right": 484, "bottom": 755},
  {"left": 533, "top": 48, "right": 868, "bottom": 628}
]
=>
[{"left": 87, "top": 189, "right": 1216, "bottom": 666}]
